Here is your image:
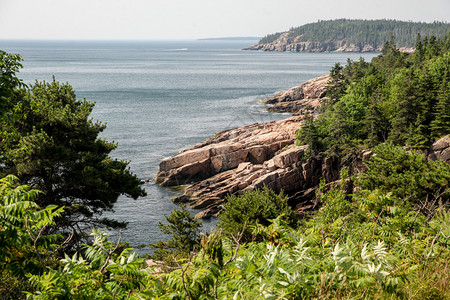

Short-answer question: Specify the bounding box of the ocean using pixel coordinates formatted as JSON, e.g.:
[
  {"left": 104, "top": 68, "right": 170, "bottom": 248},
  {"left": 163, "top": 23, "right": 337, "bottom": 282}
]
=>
[{"left": 0, "top": 40, "right": 377, "bottom": 253}]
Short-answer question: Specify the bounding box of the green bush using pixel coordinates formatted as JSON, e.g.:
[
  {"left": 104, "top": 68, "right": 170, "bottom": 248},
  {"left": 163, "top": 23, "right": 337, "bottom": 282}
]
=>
[
  {"left": 358, "top": 143, "right": 450, "bottom": 214},
  {"left": 150, "top": 205, "right": 202, "bottom": 263},
  {"left": 218, "top": 187, "right": 297, "bottom": 242}
]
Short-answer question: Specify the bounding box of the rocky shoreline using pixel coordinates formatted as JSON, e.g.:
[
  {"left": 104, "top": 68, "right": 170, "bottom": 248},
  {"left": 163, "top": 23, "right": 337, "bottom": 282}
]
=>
[
  {"left": 154, "top": 75, "right": 339, "bottom": 218},
  {"left": 155, "top": 75, "right": 449, "bottom": 219},
  {"left": 243, "top": 32, "right": 415, "bottom": 53}
]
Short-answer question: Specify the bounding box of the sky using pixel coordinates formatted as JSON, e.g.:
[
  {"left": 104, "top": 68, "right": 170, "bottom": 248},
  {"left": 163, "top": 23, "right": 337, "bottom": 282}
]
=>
[{"left": 0, "top": 0, "right": 449, "bottom": 40}]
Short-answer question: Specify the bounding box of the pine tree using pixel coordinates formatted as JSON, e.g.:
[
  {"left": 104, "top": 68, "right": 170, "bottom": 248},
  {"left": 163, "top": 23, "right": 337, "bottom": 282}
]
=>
[
  {"left": 408, "top": 70, "right": 436, "bottom": 148},
  {"left": 326, "top": 63, "right": 347, "bottom": 102},
  {"left": 430, "top": 78, "right": 450, "bottom": 139},
  {"left": 1, "top": 79, "right": 146, "bottom": 246},
  {"left": 296, "top": 110, "right": 321, "bottom": 152},
  {"left": 150, "top": 205, "right": 202, "bottom": 261},
  {"left": 388, "top": 70, "right": 418, "bottom": 145},
  {"left": 365, "top": 97, "right": 389, "bottom": 147},
  {"left": 413, "top": 33, "right": 424, "bottom": 65}
]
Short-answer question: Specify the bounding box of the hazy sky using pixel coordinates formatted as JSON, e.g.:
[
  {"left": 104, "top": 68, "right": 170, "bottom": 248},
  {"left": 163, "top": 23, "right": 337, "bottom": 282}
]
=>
[{"left": 1, "top": 0, "right": 449, "bottom": 40}]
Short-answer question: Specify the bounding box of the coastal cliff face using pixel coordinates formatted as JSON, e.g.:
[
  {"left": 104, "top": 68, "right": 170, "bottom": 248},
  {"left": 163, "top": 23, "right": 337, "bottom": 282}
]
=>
[
  {"left": 244, "top": 33, "right": 383, "bottom": 53},
  {"left": 244, "top": 32, "right": 415, "bottom": 53}
]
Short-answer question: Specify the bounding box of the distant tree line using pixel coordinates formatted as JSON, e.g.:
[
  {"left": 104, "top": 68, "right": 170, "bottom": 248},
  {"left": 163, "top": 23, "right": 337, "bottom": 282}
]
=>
[{"left": 259, "top": 19, "right": 450, "bottom": 49}]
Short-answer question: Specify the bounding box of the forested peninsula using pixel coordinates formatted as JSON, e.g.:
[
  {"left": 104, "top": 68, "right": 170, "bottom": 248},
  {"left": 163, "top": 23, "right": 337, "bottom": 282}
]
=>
[
  {"left": 1, "top": 34, "right": 449, "bottom": 299},
  {"left": 244, "top": 19, "right": 450, "bottom": 52}
]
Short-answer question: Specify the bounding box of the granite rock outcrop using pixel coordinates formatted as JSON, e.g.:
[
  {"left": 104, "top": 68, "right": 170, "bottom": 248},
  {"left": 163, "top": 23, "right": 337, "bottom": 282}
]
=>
[
  {"left": 155, "top": 116, "right": 304, "bottom": 186},
  {"left": 172, "top": 146, "right": 344, "bottom": 219},
  {"left": 261, "top": 74, "right": 329, "bottom": 114},
  {"left": 154, "top": 75, "right": 336, "bottom": 218}
]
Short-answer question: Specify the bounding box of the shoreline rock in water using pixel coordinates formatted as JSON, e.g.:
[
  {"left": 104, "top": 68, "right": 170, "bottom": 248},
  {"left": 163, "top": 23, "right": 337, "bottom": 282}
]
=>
[{"left": 155, "top": 116, "right": 304, "bottom": 187}]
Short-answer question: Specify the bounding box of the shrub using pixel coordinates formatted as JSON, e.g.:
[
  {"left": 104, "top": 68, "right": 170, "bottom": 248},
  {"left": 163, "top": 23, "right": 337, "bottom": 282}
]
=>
[
  {"left": 357, "top": 143, "right": 450, "bottom": 216},
  {"left": 150, "top": 205, "right": 202, "bottom": 262},
  {"left": 218, "top": 187, "right": 297, "bottom": 242}
]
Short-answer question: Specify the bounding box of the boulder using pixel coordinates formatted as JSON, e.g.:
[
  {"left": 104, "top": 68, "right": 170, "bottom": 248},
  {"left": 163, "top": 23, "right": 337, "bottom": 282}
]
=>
[{"left": 428, "top": 135, "right": 450, "bottom": 163}]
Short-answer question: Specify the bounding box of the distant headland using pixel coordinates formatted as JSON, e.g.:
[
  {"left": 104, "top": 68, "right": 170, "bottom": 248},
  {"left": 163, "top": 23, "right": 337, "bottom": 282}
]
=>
[{"left": 244, "top": 19, "right": 450, "bottom": 52}]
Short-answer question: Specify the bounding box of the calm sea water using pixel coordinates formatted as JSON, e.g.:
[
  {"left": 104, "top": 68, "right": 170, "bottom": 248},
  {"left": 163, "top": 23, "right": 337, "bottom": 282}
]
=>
[{"left": 1, "top": 40, "right": 377, "bottom": 253}]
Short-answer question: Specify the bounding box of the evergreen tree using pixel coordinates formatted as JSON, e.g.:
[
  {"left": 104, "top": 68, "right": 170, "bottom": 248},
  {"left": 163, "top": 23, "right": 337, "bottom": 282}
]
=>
[
  {"left": 150, "top": 205, "right": 202, "bottom": 261},
  {"left": 386, "top": 70, "right": 417, "bottom": 145},
  {"left": 408, "top": 69, "right": 436, "bottom": 148},
  {"left": 365, "top": 97, "right": 389, "bottom": 147},
  {"left": 0, "top": 51, "right": 24, "bottom": 113},
  {"left": 326, "top": 62, "right": 347, "bottom": 101},
  {"left": 413, "top": 33, "right": 424, "bottom": 64},
  {"left": 430, "top": 78, "right": 450, "bottom": 139},
  {"left": 382, "top": 33, "right": 397, "bottom": 55},
  {"left": 1, "top": 77, "right": 146, "bottom": 246},
  {"left": 218, "top": 187, "right": 296, "bottom": 242},
  {"left": 296, "top": 110, "right": 321, "bottom": 152}
]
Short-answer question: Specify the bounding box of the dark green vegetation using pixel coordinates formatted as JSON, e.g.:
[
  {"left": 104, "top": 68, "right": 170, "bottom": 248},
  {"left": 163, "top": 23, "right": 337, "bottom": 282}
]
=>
[
  {"left": 2, "top": 145, "right": 448, "bottom": 298},
  {"left": 259, "top": 19, "right": 450, "bottom": 49},
  {"left": 217, "top": 187, "right": 297, "bottom": 242},
  {"left": 297, "top": 33, "right": 450, "bottom": 156},
  {"left": 1, "top": 35, "right": 449, "bottom": 299}
]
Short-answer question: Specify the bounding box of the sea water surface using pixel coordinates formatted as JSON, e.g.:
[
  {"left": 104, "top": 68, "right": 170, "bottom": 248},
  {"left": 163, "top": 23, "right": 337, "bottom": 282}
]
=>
[{"left": 1, "top": 40, "right": 377, "bottom": 253}]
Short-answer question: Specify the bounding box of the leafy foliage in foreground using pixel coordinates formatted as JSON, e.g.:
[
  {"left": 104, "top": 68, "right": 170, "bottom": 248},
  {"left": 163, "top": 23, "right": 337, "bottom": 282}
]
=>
[
  {"left": 28, "top": 229, "right": 147, "bottom": 299},
  {"left": 0, "top": 175, "right": 63, "bottom": 299}
]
